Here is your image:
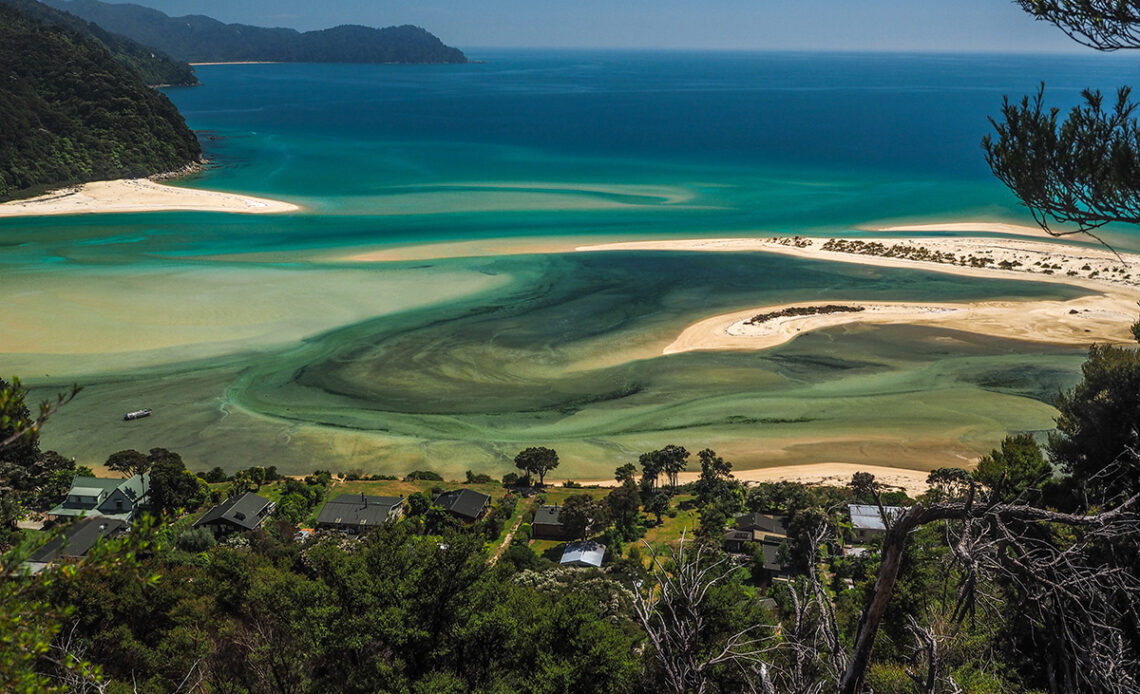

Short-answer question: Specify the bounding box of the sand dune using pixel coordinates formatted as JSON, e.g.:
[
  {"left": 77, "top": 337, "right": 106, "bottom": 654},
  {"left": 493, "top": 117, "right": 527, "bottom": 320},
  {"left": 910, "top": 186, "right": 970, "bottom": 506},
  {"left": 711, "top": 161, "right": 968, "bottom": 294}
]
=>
[{"left": 0, "top": 178, "right": 300, "bottom": 217}]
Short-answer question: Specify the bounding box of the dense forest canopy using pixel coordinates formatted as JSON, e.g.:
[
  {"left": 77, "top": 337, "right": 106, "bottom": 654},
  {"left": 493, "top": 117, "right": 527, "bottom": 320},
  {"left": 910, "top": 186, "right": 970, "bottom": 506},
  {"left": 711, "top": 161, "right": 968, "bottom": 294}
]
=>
[
  {"left": 0, "top": 0, "right": 196, "bottom": 86},
  {"left": 0, "top": 2, "right": 202, "bottom": 201},
  {"left": 43, "top": 0, "right": 468, "bottom": 64}
]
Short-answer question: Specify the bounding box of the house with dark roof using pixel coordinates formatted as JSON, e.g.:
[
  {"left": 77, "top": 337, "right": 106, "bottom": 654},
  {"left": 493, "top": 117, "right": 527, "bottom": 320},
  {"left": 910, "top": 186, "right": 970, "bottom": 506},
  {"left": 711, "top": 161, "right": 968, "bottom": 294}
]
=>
[
  {"left": 532, "top": 504, "right": 565, "bottom": 540},
  {"left": 194, "top": 492, "right": 275, "bottom": 536},
  {"left": 317, "top": 493, "right": 404, "bottom": 534},
  {"left": 723, "top": 512, "right": 792, "bottom": 578},
  {"left": 434, "top": 489, "right": 491, "bottom": 522},
  {"left": 23, "top": 517, "right": 129, "bottom": 574},
  {"left": 848, "top": 504, "right": 905, "bottom": 543},
  {"left": 560, "top": 541, "right": 606, "bottom": 568},
  {"left": 48, "top": 474, "right": 149, "bottom": 521}
]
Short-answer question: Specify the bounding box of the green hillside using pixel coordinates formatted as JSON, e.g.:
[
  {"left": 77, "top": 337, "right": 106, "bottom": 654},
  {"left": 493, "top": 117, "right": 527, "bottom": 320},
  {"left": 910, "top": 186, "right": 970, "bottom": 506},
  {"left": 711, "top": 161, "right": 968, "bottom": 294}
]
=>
[
  {"left": 44, "top": 0, "right": 468, "bottom": 64},
  {"left": 0, "top": 2, "right": 202, "bottom": 201},
  {"left": 0, "top": 0, "right": 197, "bottom": 86}
]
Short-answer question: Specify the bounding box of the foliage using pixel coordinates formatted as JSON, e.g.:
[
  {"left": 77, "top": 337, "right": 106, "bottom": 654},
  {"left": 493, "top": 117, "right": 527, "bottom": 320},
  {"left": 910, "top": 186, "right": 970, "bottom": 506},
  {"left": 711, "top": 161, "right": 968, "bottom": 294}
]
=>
[
  {"left": 644, "top": 490, "right": 670, "bottom": 524},
  {"left": 465, "top": 469, "right": 493, "bottom": 484},
  {"left": 560, "top": 494, "right": 610, "bottom": 541},
  {"left": 405, "top": 469, "right": 444, "bottom": 481},
  {"left": 104, "top": 448, "right": 151, "bottom": 477},
  {"left": 1050, "top": 344, "right": 1140, "bottom": 500},
  {"left": 175, "top": 526, "right": 215, "bottom": 552},
  {"left": 973, "top": 433, "right": 1053, "bottom": 500},
  {"left": 606, "top": 480, "right": 641, "bottom": 539},
  {"left": 148, "top": 450, "right": 207, "bottom": 517},
  {"left": 0, "top": 0, "right": 196, "bottom": 86},
  {"left": 514, "top": 446, "right": 560, "bottom": 485},
  {"left": 0, "top": 2, "right": 202, "bottom": 201},
  {"left": 44, "top": 0, "right": 468, "bottom": 64},
  {"left": 984, "top": 85, "right": 1140, "bottom": 236},
  {"left": 1014, "top": 0, "right": 1140, "bottom": 51},
  {"left": 639, "top": 445, "right": 689, "bottom": 488}
]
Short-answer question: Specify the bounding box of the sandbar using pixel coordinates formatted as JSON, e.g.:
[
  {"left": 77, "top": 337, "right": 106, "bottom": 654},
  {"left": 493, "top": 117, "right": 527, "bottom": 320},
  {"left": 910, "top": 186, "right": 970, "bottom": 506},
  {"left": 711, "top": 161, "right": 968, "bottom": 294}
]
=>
[
  {"left": 579, "top": 462, "right": 933, "bottom": 497},
  {"left": 864, "top": 221, "right": 1055, "bottom": 239},
  {"left": 0, "top": 178, "right": 300, "bottom": 217},
  {"left": 575, "top": 236, "right": 1140, "bottom": 352}
]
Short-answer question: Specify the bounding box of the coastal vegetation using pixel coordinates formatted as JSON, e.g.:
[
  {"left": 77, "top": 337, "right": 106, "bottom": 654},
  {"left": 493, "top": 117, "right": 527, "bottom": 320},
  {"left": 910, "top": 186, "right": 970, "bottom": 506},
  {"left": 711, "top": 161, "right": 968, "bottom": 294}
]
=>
[
  {"left": 0, "top": 0, "right": 197, "bottom": 86},
  {"left": 0, "top": 1, "right": 202, "bottom": 200},
  {"left": 744, "top": 304, "right": 865, "bottom": 326},
  {"left": 3, "top": 326, "right": 1139, "bottom": 691},
  {"left": 43, "top": 0, "right": 468, "bottom": 64}
]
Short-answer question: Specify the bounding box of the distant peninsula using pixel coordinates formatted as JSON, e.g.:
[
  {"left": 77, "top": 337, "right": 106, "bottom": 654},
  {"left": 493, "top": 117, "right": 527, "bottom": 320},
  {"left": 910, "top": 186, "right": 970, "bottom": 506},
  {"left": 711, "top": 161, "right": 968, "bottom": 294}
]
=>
[
  {"left": 0, "top": 1, "right": 202, "bottom": 201},
  {"left": 0, "top": 0, "right": 197, "bottom": 86},
  {"left": 43, "top": 0, "right": 468, "bottom": 64}
]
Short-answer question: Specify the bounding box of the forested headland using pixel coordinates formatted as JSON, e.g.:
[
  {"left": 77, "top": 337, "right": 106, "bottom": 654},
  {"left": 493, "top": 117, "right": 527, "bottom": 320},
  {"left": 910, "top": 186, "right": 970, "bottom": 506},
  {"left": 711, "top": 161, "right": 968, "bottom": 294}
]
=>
[
  {"left": 0, "top": 1, "right": 202, "bottom": 201},
  {"left": 0, "top": 0, "right": 197, "bottom": 86},
  {"left": 43, "top": 0, "right": 468, "bottom": 64}
]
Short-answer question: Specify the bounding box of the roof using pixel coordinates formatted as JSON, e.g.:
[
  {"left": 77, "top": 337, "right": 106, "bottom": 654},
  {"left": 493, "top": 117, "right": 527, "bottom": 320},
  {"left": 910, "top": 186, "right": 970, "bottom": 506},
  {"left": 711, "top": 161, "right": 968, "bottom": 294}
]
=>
[
  {"left": 434, "top": 489, "right": 491, "bottom": 520},
  {"left": 848, "top": 504, "right": 905, "bottom": 531},
  {"left": 735, "top": 513, "right": 788, "bottom": 536},
  {"left": 195, "top": 492, "right": 274, "bottom": 530},
  {"left": 533, "top": 505, "right": 562, "bottom": 525},
  {"left": 68, "top": 477, "right": 121, "bottom": 495},
  {"left": 49, "top": 474, "right": 148, "bottom": 517},
  {"left": 28, "top": 517, "right": 129, "bottom": 563},
  {"left": 560, "top": 541, "right": 606, "bottom": 568},
  {"left": 317, "top": 493, "right": 403, "bottom": 528}
]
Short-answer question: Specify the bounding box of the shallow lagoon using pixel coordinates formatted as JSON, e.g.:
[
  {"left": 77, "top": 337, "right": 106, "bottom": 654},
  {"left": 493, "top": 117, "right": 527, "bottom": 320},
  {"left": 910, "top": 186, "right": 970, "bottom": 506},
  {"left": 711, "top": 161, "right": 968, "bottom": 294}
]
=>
[{"left": 5, "top": 51, "right": 1136, "bottom": 475}]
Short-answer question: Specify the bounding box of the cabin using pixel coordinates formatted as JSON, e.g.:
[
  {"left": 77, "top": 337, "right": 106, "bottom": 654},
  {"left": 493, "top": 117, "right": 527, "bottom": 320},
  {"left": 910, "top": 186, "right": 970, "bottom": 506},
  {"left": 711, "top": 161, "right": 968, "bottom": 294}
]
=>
[
  {"left": 560, "top": 541, "right": 606, "bottom": 568},
  {"left": 317, "top": 493, "right": 404, "bottom": 533},
  {"left": 23, "top": 517, "right": 129, "bottom": 574},
  {"left": 434, "top": 489, "right": 491, "bottom": 522},
  {"left": 723, "top": 512, "right": 792, "bottom": 579},
  {"left": 848, "top": 504, "right": 904, "bottom": 543},
  {"left": 194, "top": 492, "right": 276, "bottom": 536},
  {"left": 531, "top": 504, "right": 565, "bottom": 539},
  {"left": 48, "top": 474, "right": 149, "bottom": 521}
]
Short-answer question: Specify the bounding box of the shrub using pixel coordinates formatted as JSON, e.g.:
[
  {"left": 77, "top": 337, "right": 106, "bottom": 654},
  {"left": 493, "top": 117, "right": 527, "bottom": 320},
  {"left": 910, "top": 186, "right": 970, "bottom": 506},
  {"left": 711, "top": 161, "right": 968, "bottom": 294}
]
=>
[
  {"left": 176, "top": 527, "right": 216, "bottom": 552},
  {"left": 405, "top": 470, "right": 444, "bottom": 482}
]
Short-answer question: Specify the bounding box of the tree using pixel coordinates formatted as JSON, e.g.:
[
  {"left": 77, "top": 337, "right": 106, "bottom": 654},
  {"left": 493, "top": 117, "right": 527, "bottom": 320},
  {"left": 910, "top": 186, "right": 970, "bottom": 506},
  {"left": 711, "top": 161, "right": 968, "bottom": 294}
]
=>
[
  {"left": 973, "top": 433, "right": 1052, "bottom": 500},
  {"left": 148, "top": 450, "right": 205, "bottom": 516},
  {"left": 560, "top": 494, "right": 610, "bottom": 541},
  {"left": 644, "top": 490, "right": 670, "bottom": 525},
  {"left": 105, "top": 448, "right": 151, "bottom": 477},
  {"left": 986, "top": 2, "right": 1140, "bottom": 237},
  {"left": 1015, "top": 0, "right": 1140, "bottom": 51},
  {"left": 614, "top": 462, "right": 637, "bottom": 484},
  {"left": 694, "top": 448, "right": 735, "bottom": 507},
  {"left": 606, "top": 480, "right": 641, "bottom": 539},
  {"left": 925, "top": 466, "right": 973, "bottom": 503},
  {"left": 640, "top": 445, "right": 690, "bottom": 489},
  {"left": 1049, "top": 344, "right": 1140, "bottom": 499},
  {"left": 513, "top": 446, "right": 559, "bottom": 486}
]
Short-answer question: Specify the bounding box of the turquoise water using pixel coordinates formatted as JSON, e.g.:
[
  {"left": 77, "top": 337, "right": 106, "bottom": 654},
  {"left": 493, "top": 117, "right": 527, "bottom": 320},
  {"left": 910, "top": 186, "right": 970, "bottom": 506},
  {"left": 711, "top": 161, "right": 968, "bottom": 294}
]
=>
[{"left": 4, "top": 50, "right": 1138, "bottom": 476}]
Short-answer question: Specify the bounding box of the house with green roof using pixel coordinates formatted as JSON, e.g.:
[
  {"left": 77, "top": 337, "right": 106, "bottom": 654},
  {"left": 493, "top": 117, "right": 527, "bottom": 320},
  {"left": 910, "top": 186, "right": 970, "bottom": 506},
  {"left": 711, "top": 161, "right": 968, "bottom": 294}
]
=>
[{"left": 48, "top": 474, "right": 149, "bottom": 521}]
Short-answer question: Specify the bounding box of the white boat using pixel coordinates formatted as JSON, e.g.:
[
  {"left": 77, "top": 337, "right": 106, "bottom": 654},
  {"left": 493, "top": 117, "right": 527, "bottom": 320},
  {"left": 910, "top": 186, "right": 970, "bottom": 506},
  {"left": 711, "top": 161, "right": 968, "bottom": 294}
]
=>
[{"left": 123, "top": 409, "right": 152, "bottom": 421}]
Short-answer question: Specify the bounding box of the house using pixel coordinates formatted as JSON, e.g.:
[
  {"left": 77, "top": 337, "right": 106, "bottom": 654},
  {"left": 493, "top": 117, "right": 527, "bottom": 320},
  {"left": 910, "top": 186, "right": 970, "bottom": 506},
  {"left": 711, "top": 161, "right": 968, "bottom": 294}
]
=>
[
  {"left": 23, "top": 517, "right": 128, "bottom": 574},
  {"left": 734, "top": 513, "right": 789, "bottom": 538},
  {"left": 848, "top": 504, "right": 905, "bottom": 543},
  {"left": 194, "top": 492, "right": 275, "bottom": 536},
  {"left": 317, "top": 493, "right": 404, "bottom": 533},
  {"left": 560, "top": 541, "right": 606, "bottom": 568},
  {"left": 48, "top": 474, "right": 149, "bottom": 521},
  {"left": 434, "top": 489, "right": 491, "bottom": 522},
  {"left": 532, "top": 504, "right": 565, "bottom": 539},
  {"left": 723, "top": 513, "right": 792, "bottom": 578}
]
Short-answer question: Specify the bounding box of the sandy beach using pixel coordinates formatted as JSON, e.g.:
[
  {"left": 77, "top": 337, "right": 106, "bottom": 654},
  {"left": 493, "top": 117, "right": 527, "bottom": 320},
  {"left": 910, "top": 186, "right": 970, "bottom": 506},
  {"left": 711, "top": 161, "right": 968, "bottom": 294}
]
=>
[
  {"left": 576, "top": 236, "right": 1140, "bottom": 352},
  {"left": 579, "top": 462, "right": 933, "bottom": 497},
  {"left": 0, "top": 178, "right": 300, "bottom": 217}
]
